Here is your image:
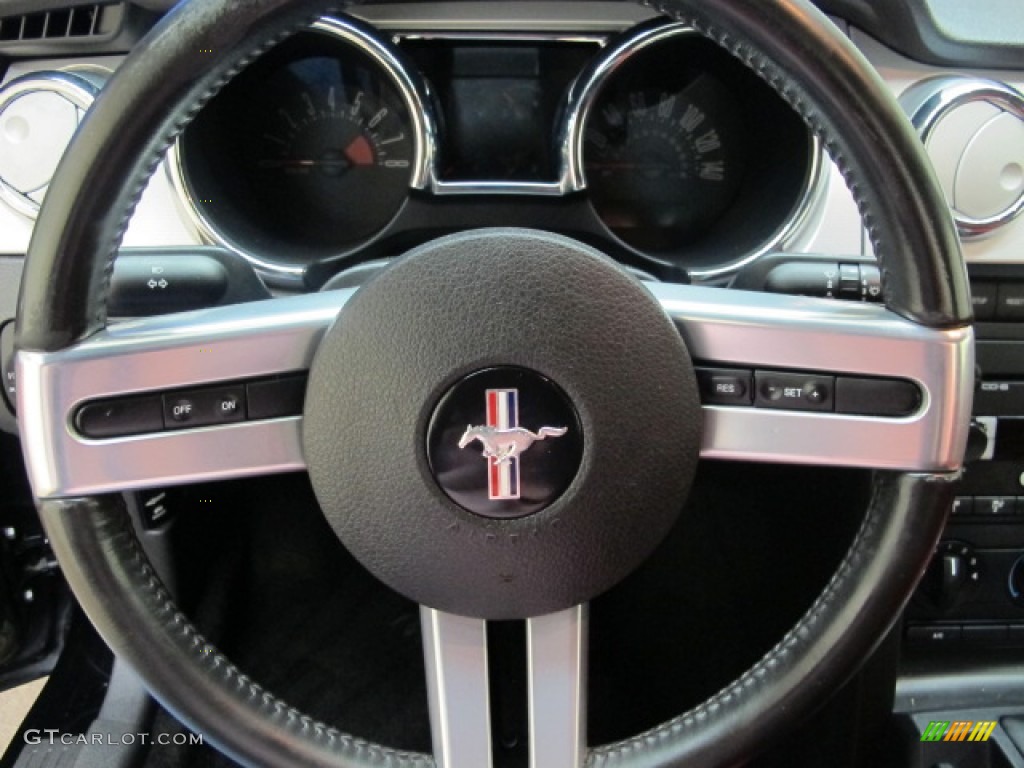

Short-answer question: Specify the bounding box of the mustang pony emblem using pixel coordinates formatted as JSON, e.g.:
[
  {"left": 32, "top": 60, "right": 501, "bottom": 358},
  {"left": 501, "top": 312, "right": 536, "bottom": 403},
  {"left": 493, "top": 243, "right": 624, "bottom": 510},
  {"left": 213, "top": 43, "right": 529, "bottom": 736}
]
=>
[
  {"left": 458, "top": 425, "right": 568, "bottom": 466},
  {"left": 460, "top": 388, "right": 567, "bottom": 500}
]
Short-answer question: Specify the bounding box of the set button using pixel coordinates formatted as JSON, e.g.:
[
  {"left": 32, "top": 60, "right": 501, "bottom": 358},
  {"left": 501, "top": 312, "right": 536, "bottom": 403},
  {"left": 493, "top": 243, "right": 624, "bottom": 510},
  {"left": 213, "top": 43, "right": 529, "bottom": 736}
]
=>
[{"left": 755, "top": 371, "right": 833, "bottom": 411}]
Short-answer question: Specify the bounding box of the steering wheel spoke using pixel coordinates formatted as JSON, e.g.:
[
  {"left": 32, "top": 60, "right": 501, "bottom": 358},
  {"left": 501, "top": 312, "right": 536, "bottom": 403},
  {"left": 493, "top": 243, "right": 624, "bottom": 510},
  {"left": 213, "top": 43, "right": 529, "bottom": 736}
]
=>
[
  {"left": 17, "top": 289, "right": 353, "bottom": 498},
  {"left": 652, "top": 282, "right": 974, "bottom": 472},
  {"left": 422, "top": 605, "right": 587, "bottom": 768}
]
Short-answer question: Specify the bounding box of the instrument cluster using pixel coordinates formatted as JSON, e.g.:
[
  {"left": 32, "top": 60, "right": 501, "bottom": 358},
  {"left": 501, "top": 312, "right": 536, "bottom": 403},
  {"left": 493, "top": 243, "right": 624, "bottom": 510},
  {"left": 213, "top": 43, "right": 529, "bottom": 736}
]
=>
[{"left": 169, "top": 16, "right": 818, "bottom": 288}]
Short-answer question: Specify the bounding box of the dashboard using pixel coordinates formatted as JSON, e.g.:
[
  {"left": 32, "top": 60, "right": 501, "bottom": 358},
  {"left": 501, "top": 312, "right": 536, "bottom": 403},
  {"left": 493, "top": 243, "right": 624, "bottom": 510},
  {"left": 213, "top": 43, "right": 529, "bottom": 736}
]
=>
[
  {"left": 0, "top": 1, "right": 1023, "bottom": 765},
  {"left": 0, "top": 2, "right": 850, "bottom": 293}
]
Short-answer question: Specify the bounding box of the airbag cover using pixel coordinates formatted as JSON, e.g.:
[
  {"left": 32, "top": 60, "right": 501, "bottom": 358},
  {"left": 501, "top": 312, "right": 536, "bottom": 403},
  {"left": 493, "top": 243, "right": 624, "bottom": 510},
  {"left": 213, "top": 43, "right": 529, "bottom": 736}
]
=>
[{"left": 303, "top": 229, "right": 700, "bottom": 619}]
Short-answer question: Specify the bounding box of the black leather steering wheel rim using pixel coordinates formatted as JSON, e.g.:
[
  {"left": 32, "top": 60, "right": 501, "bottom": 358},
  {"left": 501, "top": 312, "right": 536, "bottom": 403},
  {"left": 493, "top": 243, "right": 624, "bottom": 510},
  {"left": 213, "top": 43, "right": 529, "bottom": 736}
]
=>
[{"left": 15, "top": 1, "right": 971, "bottom": 766}]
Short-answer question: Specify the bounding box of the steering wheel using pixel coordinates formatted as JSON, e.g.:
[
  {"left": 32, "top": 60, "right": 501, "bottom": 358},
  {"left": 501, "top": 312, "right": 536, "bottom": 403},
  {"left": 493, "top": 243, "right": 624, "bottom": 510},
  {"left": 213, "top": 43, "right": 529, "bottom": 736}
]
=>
[{"left": 14, "top": 0, "right": 973, "bottom": 766}]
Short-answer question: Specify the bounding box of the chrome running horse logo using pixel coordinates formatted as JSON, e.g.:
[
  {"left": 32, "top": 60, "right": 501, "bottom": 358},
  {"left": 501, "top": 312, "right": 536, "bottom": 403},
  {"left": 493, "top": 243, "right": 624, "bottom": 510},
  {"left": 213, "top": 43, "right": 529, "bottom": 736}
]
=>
[{"left": 459, "top": 389, "right": 567, "bottom": 500}]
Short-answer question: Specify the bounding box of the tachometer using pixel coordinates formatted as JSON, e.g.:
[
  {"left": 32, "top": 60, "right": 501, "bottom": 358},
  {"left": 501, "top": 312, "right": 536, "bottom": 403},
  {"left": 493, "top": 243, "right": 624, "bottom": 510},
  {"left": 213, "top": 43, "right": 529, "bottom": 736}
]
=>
[{"left": 171, "top": 17, "right": 430, "bottom": 282}]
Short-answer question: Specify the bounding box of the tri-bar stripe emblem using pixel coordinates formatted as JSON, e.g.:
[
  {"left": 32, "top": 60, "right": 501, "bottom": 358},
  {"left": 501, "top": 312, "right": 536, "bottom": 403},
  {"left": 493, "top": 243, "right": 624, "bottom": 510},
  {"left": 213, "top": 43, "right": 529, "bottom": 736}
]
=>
[{"left": 486, "top": 389, "right": 520, "bottom": 500}]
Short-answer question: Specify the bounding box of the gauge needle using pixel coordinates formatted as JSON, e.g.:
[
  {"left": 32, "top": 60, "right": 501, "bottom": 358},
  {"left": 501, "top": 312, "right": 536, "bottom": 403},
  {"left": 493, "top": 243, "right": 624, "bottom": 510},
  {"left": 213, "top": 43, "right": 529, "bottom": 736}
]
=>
[
  {"left": 586, "top": 162, "right": 667, "bottom": 171},
  {"left": 258, "top": 136, "right": 376, "bottom": 171},
  {"left": 258, "top": 158, "right": 351, "bottom": 170}
]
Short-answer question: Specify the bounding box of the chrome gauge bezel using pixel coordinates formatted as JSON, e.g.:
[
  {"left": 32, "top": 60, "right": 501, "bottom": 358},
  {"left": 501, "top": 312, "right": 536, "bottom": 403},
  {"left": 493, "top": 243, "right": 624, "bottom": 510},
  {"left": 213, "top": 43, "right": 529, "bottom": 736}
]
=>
[
  {"left": 566, "top": 20, "right": 825, "bottom": 280},
  {"left": 166, "top": 14, "right": 439, "bottom": 286},
  {"left": 902, "top": 75, "right": 1024, "bottom": 239},
  {"left": 0, "top": 71, "right": 100, "bottom": 220}
]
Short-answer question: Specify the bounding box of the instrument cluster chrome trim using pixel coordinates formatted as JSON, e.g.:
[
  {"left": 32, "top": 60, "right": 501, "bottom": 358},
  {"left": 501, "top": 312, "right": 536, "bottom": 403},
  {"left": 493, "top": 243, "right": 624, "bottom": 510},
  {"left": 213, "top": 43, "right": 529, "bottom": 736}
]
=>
[
  {"left": 902, "top": 75, "right": 1024, "bottom": 239},
  {"left": 166, "top": 17, "right": 825, "bottom": 281},
  {"left": 19, "top": 285, "right": 971, "bottom": 500},
  {"left": 166, "top": 15, "right": 439, "bottom": 286},
  {"left": 0, "top": 71, "right": 100, "bottom": 220}
]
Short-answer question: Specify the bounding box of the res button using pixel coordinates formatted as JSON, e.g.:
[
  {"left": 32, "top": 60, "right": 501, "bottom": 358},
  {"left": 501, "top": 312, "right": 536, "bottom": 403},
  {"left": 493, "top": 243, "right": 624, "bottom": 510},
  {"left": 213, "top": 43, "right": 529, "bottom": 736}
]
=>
[{"left": 695, "top": 367, "right": 752, "bottom": 405}]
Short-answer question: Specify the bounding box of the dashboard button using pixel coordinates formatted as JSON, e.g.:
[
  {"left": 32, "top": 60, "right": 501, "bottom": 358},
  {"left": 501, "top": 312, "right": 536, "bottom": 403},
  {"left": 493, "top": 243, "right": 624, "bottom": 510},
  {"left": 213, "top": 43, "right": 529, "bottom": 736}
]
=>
[
  {"left": 906, "top": 625, "right": 960, "bottom": 645},
  {"left": 951, "top": 496, "right": 974, "bottom": 516},
  {"left": 754, "top": 371, "right": 834, "bottom": 412},
  {"left": 76, "top": 396, "right": 164, "bottom": 439},
  {"left": 971, "top": 281, "right": 998, "bottom": 320},
  {"left": 996, "top": 283, "right": 1024, "bottom": 321},
  {"left": 976, "top": 496, "right": 1016, "bottom": 516},
  {"left": 962, "top": 625, "right": 1008, "bottom": 644}
]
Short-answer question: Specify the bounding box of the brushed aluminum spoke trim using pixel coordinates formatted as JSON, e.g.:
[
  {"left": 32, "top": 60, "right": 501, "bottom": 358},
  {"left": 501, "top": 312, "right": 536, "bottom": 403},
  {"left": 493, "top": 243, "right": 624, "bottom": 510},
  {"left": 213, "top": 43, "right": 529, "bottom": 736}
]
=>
[
  {"left": 18, "top": 290, "right": 353, "bottom": 499},
  {"left": 18, "top": 283, "right": 972, "bottom": 499},
  {"left": 651, "top": 282, "right": 974, "bottom": 472},
  {"left": 421, "top": 607, "right": 493, "bottom": 768},
  {"left": 527, "top": 605, "right": 587, "bottom": 768}
]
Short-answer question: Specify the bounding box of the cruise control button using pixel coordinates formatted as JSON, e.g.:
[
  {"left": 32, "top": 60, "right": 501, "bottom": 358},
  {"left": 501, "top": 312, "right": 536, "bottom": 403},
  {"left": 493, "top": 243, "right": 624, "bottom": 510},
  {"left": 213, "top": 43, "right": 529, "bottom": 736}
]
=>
[
  {"left": 755, "top": 371, "right": 834, "bottom": 412},
  {"left": 163, "top": 386, "right": 246, "bottom": 430},
  {"left": 695, "top": 367, "right": 752, "bottom": 405},
  {"left": 76, "top": 396, "right": 165, "bottom": 438},
  {"left": 835, "top": 377, "right": 922, "bottom": 417},
  {"left": 167, "top": 397, "right": 196, "bottom": 423},
  {"left": 246, "top": 375, "right": 307, "bottom": 420}
]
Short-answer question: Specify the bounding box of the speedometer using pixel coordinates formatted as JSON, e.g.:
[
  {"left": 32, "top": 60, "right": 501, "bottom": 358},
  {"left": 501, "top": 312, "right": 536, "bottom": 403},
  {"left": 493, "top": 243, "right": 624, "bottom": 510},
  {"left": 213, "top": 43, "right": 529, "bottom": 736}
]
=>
[
  {"left": 171, "top": 17, "right": 430, "bottom": 282},
  {"left": 578, "top": 23, "right": 816, "bottom": 270},
  {"left": 584, "top": 71, "right": 745, "bottom": 251}
]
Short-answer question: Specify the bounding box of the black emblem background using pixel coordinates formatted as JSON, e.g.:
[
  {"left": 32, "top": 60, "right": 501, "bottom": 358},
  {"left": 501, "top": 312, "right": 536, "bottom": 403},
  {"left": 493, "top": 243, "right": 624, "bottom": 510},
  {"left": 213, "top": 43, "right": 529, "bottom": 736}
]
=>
[{"left": 427, "top": 367, "right": 583, "bottom": 518}]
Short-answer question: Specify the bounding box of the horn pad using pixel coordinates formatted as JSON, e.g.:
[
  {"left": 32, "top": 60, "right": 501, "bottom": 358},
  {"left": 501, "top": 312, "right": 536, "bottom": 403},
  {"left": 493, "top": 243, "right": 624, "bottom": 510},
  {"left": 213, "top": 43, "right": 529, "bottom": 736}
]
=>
[{"left": 303, "top": 229, "right": 700, "bottom": 619}]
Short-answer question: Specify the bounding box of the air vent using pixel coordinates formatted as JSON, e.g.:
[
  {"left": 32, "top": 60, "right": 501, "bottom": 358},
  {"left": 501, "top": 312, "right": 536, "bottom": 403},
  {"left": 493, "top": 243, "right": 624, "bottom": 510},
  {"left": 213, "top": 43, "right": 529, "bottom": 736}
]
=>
[{"left": 0, "top": 4, "right": 119, "bottom": 42}]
